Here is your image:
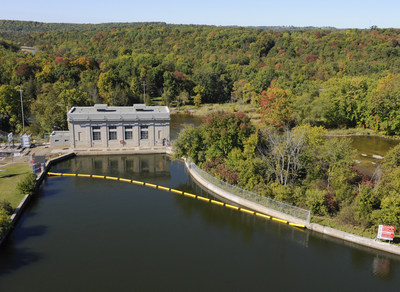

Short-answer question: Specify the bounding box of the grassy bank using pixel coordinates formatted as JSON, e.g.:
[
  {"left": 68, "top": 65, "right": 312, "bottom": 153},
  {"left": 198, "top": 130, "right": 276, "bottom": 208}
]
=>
[{"left": 0, "top": 163, "right": 32, "bottom": 208}]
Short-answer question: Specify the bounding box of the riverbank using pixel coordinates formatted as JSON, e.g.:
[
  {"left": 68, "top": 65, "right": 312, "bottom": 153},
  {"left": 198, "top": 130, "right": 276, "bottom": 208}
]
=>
[
  {"left": 0, "top": 163, "right": 32, "bottom": 208},
  {"left": 184, "top": 156, "right": 400, "bottom": 256},
  {"left": 0, "top": 152, "right": 76, "bottom": 247},
  {"left": 3, "top": 149, "right": 400, "bottom": 256}
]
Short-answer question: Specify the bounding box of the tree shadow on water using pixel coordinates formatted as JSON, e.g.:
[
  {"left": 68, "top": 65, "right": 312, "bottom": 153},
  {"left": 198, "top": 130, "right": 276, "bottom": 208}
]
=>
[
  {"left": 12, "top": 224, "right": 47, "bottom": 242},
  {"left": 0, "top": 225, "right": 47, "bottom": 276}
]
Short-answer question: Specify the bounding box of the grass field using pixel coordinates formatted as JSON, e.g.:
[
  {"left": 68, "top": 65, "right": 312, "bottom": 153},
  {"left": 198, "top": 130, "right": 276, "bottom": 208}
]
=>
[{"left": 0, "top": 163, "right": 32, "bottom": 208}]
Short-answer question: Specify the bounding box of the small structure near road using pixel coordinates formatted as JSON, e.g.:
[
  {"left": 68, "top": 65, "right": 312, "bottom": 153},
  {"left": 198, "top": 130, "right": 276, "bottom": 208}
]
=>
[
  {"left": 50, "top": 131, "right": 70, "bottom": 147},
  {"left": 67, "top": 104, "right": 170, "bottom": 150}
]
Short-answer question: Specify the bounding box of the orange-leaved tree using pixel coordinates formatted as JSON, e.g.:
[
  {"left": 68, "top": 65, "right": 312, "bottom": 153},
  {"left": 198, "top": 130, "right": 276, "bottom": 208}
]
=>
[{"left": 260, "top": 86, "right": 294, "bottom": 129}]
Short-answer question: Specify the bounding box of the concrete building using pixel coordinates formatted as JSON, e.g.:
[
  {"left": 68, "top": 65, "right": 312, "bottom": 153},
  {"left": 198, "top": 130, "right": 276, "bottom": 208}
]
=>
[
  {"left": 67, "top": 104, "right": 170, "bottom": 149},
  {"left": 50, "top": 131, "right": 70, "bottom": 147}
]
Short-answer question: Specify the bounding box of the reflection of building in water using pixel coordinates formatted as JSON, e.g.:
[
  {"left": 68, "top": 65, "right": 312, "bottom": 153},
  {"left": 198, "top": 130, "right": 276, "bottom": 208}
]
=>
[
  {"left": 69, "top": 155, "right": 170, "bottom": 177},
  {"left": 68, "top": 104, "right": 170, "bottom": 149}
]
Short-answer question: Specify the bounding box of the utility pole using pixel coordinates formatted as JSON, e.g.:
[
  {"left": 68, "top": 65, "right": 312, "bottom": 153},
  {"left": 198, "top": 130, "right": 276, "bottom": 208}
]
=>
[
  {"left": 142, "top": 81, "right": 146, "bottom": 102},
  {"left": 17, "top": 86, "right": 25, "bottom": 133}
]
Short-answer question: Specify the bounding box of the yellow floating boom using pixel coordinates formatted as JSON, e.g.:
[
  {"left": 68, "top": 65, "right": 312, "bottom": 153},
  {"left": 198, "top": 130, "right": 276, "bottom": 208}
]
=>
[
  {"left": 158, "top": 186, "right": 170, "bottom": 191},
  {"left": 145, "top": 183, "right": 158, "bottom": 188},
  {"left": 211, "top": 200, "right": 224, "bottom": 206},
  {"left": 77, "top": 174, "right": 91, "bottom": 178},
  {"left": 272, "top": 218, "right": 288, "bottom": 224},
  {"left": 184, "top": 192, "right": 196, "bottom": 198},
  {"left": 45, "top": 171, "right": 307, "bottom": 230},
  {"left": 225, "top": 204, "right": 239, "bottom": 210}
]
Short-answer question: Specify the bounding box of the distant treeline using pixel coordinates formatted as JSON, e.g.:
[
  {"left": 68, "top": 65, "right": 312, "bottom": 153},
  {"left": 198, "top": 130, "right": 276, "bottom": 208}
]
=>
[
  {"left": 0, "top": 20, "right": 336, "bottom": 34},
  {"left": 0, "top": 20, "right": 400, "bottom": 135}
]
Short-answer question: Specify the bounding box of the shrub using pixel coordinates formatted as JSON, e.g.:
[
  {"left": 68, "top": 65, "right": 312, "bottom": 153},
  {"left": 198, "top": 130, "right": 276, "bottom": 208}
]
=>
[
  {"left": 0, "top": 208, "right": 11, "bottom": 238},
  {"left": 0, "top": 200, "right": 13, "bottom": 216},
  {"left": 17, "top": 173, "right": 37, "bottom": 195},
  {"left": 305, "top": 188, "right": 328, "bottom": 216}
]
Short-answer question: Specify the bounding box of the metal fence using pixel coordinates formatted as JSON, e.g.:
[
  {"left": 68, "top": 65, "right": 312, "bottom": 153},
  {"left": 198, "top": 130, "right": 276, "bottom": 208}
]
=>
[{"left": 187, "top": 160, "right": 311, "bottom": 224}]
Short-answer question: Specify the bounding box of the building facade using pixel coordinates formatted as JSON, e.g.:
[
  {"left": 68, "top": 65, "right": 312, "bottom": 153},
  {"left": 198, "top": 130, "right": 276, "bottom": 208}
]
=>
[
  {"left": 68, "top": 104, "right": 170, "bottom": 149},
  {"left": 50, "top": 131, "right": 70, "bottom": 147}
]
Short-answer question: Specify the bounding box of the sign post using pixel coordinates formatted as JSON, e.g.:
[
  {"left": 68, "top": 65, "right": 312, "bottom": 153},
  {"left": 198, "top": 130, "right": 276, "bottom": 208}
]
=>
[{"left": 377, "top": 225, "right": 395, "bottom": 242}]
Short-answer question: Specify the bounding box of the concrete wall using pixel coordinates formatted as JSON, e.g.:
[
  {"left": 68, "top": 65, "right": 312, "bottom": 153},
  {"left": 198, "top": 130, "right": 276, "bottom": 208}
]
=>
[
  {"left": 69, "top": 121, "right": 169, "bottom": 149},
  {"left": 184, "top": 159, "right": 308, "bottom": 226},
  {"left": 308, "top": 223, "right": 400, "bottom": 256},
  {"left": 50, "top": 131, "right": 70, "bottom": 147}
]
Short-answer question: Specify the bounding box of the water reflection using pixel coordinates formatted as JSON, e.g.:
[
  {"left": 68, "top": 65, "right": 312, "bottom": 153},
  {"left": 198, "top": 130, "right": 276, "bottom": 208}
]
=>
[
  {"left": 59, "top": 154, "right": 170, "bottom": 179},
  {"left": 373, "top": 256, "right": 391, "bottom": 278},
  {"left": 2, "top": 154, "right": 400, "bottom": 290},
  {"left": 183, "top": 174, "right": 311, "bottom": 249}
]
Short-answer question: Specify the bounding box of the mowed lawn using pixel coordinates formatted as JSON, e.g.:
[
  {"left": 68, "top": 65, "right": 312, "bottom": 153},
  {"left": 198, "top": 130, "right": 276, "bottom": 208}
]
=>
[{"left": 0, "top": 163, "right": 32, "bottom": 208}]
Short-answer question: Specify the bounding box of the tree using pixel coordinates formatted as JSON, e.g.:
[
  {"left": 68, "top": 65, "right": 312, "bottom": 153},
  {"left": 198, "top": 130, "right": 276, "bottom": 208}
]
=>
[
  {"left": 173, "top": 111, "right": 255, "bottom": 165},
  {"left": 260, "top": 86, "right": 294, "bottom": 129},
  {"left": 231, "top": 80, "right": 258, "bottom": 104},
  {"left": 31, "top": 83, "right": 67, "bottom": 134},
  {"left": 0, "top": 85, "right": 23, "bottom": 132},
  {"left": 258, "top": 128, "right": 306, "bottom": 185},
  {"left": 368, "top": 73, "right": 400, "bottom": 135}
]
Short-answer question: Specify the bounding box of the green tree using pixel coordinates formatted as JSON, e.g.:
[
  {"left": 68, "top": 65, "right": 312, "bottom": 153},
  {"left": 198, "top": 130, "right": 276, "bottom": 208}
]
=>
[
  {"left": 0, "top": 85, "right": 23, "bottom": 132},
  {"left": 31, "top": 83, "right": 67, "bottom": 134}
]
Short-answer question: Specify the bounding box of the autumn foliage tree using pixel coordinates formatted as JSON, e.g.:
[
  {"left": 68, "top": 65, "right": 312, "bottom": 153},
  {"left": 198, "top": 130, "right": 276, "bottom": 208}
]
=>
[{"left": 260, "top": 86, "right": 294, "bottom": 129}]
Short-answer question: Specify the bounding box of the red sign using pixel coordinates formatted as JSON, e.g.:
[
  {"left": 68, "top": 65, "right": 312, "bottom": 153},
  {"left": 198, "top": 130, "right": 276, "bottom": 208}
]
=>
[
  {"left": 32, "top": 163, "right": 43, "bottom": 174},
  {"left": 377, "top": 225, "right": 395, "bottom": 241}
]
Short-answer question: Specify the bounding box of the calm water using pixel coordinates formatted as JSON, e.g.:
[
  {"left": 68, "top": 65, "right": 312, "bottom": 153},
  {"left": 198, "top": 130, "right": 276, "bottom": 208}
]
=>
[
  {"left": 1, "top": 154, "right": 400, "bottom": 291},
  {"left": 1, "top": 115, "right": 400, "bottom": 291},
  {"left": 349, "top": 135, "right": 399, "bottom": 176}
]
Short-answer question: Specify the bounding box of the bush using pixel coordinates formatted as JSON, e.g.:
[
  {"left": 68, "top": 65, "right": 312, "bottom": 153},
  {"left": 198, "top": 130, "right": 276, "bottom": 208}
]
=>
[
  {"left": 0, "top": 208, "right": 11, "bottom": 238},
  {"left": 17, "top": 173, "right": 37, "bottom": 195},
  {"left": 0, "top": 200, "right": 13, "bottom": 216},
  {"left": 305, "top": 188, "right": 328, "bottom": 216}
]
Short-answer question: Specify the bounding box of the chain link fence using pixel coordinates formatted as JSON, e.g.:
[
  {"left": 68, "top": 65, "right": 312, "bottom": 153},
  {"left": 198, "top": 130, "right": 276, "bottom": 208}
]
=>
[{"left": 187, "top": 159, "right": 310, "bottom": 223}]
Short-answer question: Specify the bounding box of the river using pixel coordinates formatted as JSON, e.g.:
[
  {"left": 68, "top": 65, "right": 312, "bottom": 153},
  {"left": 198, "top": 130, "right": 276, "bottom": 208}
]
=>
[{"left": 1, "top": 115, "right": 400, "bottom": 291}]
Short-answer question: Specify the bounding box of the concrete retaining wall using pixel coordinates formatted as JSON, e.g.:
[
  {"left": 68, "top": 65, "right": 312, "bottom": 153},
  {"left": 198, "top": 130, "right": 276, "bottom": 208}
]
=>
[
  {"left": 185, "top": 159, "right": 307, "bottom": 226},
  {"left": 184, "top": 158, "right": 400, "bottom": 256},
  {"left": 308, "top": 223, "right": 400, "bottom": 256},
  {"left": 74, "top": 147, "right": 168, "bottom": 156}
]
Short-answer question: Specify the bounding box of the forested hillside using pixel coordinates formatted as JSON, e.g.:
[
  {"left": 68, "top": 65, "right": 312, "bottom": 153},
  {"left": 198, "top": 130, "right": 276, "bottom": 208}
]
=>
[{"left": 1, "top": 21, "right": 400, "bottom": 135}]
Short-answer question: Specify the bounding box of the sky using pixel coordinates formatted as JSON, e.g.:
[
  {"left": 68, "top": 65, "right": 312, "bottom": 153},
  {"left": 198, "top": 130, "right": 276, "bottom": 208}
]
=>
[{"left": 1, "top": 0, "right": 399, "bottom": 29}]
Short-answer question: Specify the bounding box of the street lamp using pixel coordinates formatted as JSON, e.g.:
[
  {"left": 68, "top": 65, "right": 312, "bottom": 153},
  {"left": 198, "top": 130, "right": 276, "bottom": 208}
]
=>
[{"left": 17, "top": 86, "right": 25, "bottom": 133}]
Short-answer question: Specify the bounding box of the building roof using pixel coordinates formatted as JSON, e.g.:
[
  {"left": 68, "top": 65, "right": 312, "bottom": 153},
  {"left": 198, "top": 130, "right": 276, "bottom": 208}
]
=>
[{"left": 68, "top": 104, "right": 170, "bottom": 123}]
